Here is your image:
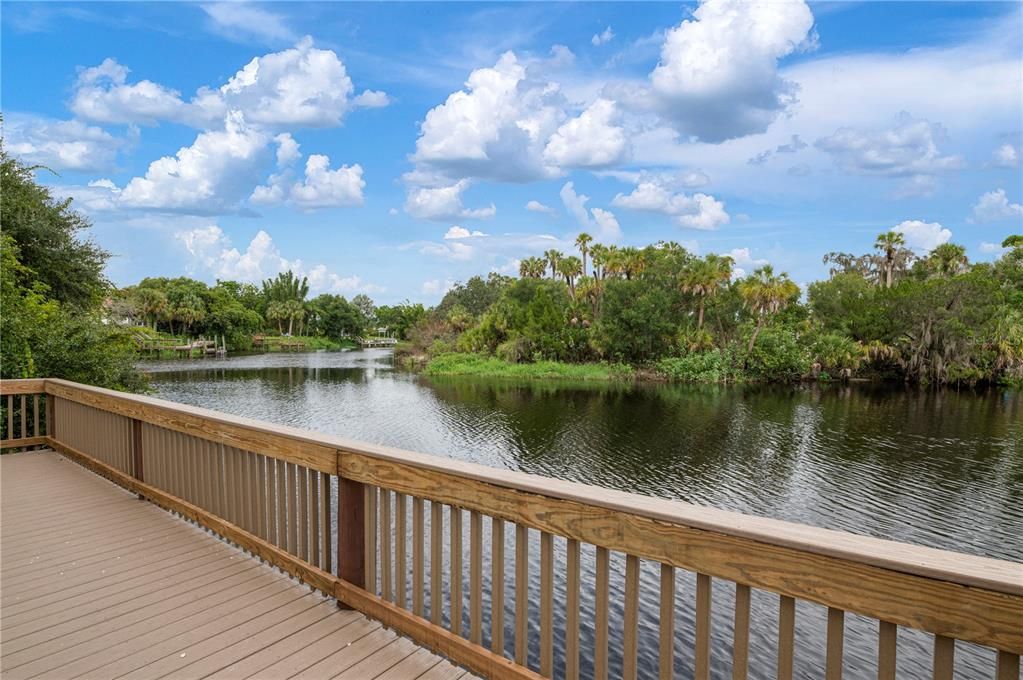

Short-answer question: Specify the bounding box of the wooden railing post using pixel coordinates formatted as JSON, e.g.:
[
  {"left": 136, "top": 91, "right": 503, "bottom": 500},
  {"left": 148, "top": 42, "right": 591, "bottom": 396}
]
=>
[
  {"left": 131, "top": 418, "right": 144, "bottom": 499},
  {"left": 46, "top": 392, "right": 56, "bottom": 440},
  {"left": 337, "top": 469, "right": 366, "bottom": 608}
]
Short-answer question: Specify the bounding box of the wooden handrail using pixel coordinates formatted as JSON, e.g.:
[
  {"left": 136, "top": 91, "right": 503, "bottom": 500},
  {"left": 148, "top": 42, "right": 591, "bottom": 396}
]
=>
[{"left": 26, "top": 378, "right": 1023, "bottom": 677}]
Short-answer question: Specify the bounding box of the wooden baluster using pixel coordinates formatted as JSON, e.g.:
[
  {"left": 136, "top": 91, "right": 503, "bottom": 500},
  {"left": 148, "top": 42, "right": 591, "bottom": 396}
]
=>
[
  {"left": 778, "top": 595, "right": 795, "bottom": 680},
  {"left": 878, "top": 621, "right": 897, "bottom": 680},
  {"left": 541, "top": 531, "right": 554, "bottom": 677},
  {"left": 321, "top": 471, "right": 332, "bottom": 573},
  {"left": 826, "top": 608, "right": 845, "bottom": 680},
  {"left": 491, "top": 517, "right": 505, "bottom": 655},
  {"left": 566, "top": 539, "right": 581, "bottom": 680},
  {"left": 7, "top": 394, "right": 12, "bottom": 441},
  {"left": 470, "top": 510, "right": 483, "bottom": 645},
  {"left": 932, "top": 636, "right": 954, "bottom": 680},
  {"left": 45, "top": 392, "right": 53, "bottom": 438},
  {"left": 299, "top": 466, "right": 309, "bottom": 562},
  {"left": 287, "top": 462, "right": 298, "bottom": 556},
  {"left": 695, "top": 573, "right": 712, "bottom": 680},
  {"left": 413, "top": 496, "right": 424, "bottom": 614},
  {"left": 396, "top": 493, "right": 407, "bottom": 608},
  {"left": 451, "top": 506, "right": 463, "bottom": 635},
  {"left": 515, "top": 524, "right": 529, "bottom": 665},
  {"left": 201, "top": 440, "right": 213, "bottom": 514},
  {"left": 19, "top": 395, "right": 26, "bottom": 439},
  {"left": 996, "top": 651, "right": 1020, "bottom": 680},
  {"left": 258, "top": 455, "right": 269, "bottom": 541},
  {"left": 380, "top": 489, "right": 392, "bottom": 601},
  {"left": 241, "top": 450, "right": 253, "bottom": 529},
  {"left": 733, "top": 584, "right": 751, "bottom": 680},
  {"left": 623, "top": 554, "right": 640, "bottom": 680},
  {"left": 338, "top": 475, "right": 366, "bottom": 596},
  {"left": 365, "top": 484, "right": 378, "bottom": 594},
  {"left": 276, "top": 456, "right": 288, "bottom": 548},
  {"left": 595, "top": 546, "right": 610, "bottom": 680},
  {"left": 659, "top": 564, "right": 675, "bottom": 680},
  {"left": 432, "top": 501, "right": 444, "bottom": 625}
]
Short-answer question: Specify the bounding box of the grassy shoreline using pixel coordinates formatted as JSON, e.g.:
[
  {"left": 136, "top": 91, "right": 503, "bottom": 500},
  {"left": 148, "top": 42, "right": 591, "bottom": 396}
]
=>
[{"left": 423, "top": 353, "right": 634, "bottom": 381}]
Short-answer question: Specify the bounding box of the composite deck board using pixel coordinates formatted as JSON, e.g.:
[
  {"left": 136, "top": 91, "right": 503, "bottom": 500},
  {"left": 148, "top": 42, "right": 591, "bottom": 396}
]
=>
[{"left": 1, "top": 451, "right": 478, "bottom": 680}]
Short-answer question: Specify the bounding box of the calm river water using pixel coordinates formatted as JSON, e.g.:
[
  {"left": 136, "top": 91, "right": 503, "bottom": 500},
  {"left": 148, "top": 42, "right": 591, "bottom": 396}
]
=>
[{"left": 144, "top": 349, "right": 1022, "bottom": 679}]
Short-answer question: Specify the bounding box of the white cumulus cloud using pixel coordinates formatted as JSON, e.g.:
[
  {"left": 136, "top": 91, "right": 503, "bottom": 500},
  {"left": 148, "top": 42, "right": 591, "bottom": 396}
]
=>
[
  {"left": 611, "top": 175, "right": 729, "bottom": 230},
  {"left": 969, "top": 189, "right": 1023, "bottom": 224},
  {"left": 559, "top": 182, "right": 623, "bottom": 241},
  {"left": 591, "top": 26, "right": 615, "bottom": 46},
  {"left": 444, "top": 226, "right": 487, "bottom": 239},
  {"left": 543, "top": 98, "right": 629, "bottom": 168},
  {"left": 526, "top": 200, "right": 557, "bottom": 215},
  {"left": 404, "top": 180, "right": 496, "bottom": 221},
  {"left": 892, "top": 220, "right": 952, "bottom": 252},
  {"left": 648, "top": 0, "right": 815, "bottom": 142},
  {"left": 3, "top": 114, "right": 128, "bottom": 171}
]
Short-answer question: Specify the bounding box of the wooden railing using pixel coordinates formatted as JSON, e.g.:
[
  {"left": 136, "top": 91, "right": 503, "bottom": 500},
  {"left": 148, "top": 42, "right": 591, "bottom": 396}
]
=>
[
  {"left": 1, "top": 377, "right": 1020, "bottom": 680},
  {"left": 0, "top": 379, "right": 48, "bottom": 450}
]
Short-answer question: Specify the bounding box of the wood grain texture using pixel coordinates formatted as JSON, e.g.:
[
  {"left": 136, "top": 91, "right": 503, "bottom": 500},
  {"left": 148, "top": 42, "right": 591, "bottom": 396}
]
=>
[
  {"left": 732, "top": 583, "right": 750, "bottom": 680},
  {"left": 566, "top": 539, "right": 581, "bottom": 680},
  {"left": 47, "top": 379, "right": 336, "bottom": 472},
  {"left": 695, "top": 573, "right": 711, "bottom": 680},
  {"left": 932, "top": 635, "right": 954, "bottom": 680},
  {"left": 492, "top": 517, "right": 505, "bottom": 656},
  {"left": 996, "top": 651, "right": 1020, "bottom": 680},
  {"left": 0, "top": 379, "right": 46, "bottom": 395},
  {"left": 623, "top": 554, "right": 640, "bottom": 680},
  {"left": 514, "top": 523, "right": 528, "bottom": 666},
  {"left": 414, "top": 496, "right": 425, "bottom": 616},
  {"left": 594, "top": 546, "right": 610, "bottom": 680},
  {"left": 451, "top": 507, "right": 463, "bottom": 636},
  {"left": 433, "top": 501, "right": 444, "bottom": 626},
  {"left": 826, "top": 607, "right": 844, "bottom": 680},
  {"left": 470, "top": 510, "right": 483, "bottom": 646},
  {"left": 778, "top": 595, "right": 795, "bottom": 680},
  {"left": 877, "top": 621, "right": 897, "bottom": 680},
  {"left": 541, "top": 531, "right": 554, "bottom": 677},
  {"left": 0, "top": 436, "right": 47, "bottom": 450},
  {"left": 659, "top": 564, "right": 675, "bottom": 680},
  {"left": 341, "top": 453, "right": 1023, "bottom": 653}
]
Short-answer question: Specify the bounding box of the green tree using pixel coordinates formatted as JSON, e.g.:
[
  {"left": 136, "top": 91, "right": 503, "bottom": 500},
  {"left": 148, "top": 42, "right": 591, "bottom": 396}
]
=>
[
  {"left": 737, "top": 265, "right": 801, "bottom": 357},
  {"left": 679, "top": 255, "right": 733, "bottom": 329},
  {"left": 575, "top": 232, "right": 592, "bottom": 276}
]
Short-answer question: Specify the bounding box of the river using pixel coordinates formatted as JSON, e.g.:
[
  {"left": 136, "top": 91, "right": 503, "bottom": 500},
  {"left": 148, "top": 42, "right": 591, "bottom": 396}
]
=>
[{"left": 144, "top": 349, "right": 1022, "bottom": 679}]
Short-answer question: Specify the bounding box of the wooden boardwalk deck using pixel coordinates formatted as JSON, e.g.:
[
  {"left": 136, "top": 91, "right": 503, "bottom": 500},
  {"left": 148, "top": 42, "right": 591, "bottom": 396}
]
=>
[{"left": 0, "top": 451, "right": 473, "bottom": 680}]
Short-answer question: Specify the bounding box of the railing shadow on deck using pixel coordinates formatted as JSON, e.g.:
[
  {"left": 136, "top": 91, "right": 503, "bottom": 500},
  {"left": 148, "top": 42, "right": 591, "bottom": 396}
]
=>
[{"left": 0, "top": 378, "right": 1019, "bottom": 680}]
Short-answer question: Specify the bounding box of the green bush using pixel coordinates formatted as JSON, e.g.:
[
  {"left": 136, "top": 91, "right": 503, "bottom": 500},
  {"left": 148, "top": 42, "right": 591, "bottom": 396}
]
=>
[{"left": 656, "top": 349, "right": 741, "bottom": 383}]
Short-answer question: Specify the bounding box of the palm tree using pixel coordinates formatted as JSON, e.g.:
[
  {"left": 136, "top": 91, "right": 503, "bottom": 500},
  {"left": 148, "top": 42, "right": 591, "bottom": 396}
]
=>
[
  {"left": 737, "top": 265, "right": 800, "bottom": 356},
  {"left": 557, "top": 256, "right": 583, "bottom": 296},
  {"left": 925, "top": 243, "right": 968, "bottom": 277},
  {"left": 519, "top": 257, "right": 545, "bottom": 279},
  {"left": 173, "top": 293, "right": 205, "bottom": 335},
  {"left": 679, "top": 254, "right": 733, "bottom": 329},
  {"left": 575, "top": 232, "right": 593, "bottom": 276},
  {"left": 544, "top": 249, "right": 563, "bottom": 279},
  {"left": 620, "top": 247, "right": 646, "bottom": 280},
  {"left": 589, "top": 243, "right": 608, "bottom": 280},
  {"left": 134, "top": 288, "right": 167, "bottom": 330},
  {"left": 266, "top": 301, "right": 287, "bottom": 334},
  {"left": 874, "top": 231, "right": 912, "bottom": 288}
]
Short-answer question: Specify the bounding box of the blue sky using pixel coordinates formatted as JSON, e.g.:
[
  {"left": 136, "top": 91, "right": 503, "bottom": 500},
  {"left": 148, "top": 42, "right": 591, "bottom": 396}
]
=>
[{"left": 3, "top": 1, "right": 1021, "bottom": 303}]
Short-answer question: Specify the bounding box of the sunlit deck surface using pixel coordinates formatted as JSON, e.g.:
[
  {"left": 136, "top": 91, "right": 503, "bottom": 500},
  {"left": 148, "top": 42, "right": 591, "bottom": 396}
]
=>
[{"left": 0, "top": 451, "right": 474, "bottom": 680}]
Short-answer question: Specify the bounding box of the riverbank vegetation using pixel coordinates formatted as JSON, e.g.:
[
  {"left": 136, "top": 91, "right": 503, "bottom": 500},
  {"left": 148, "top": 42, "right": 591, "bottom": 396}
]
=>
[
  {"left": 424, "top": 353, "right": 633, "bottom": 381},
  {"left": 404, "top": 233, "right": 1023, "bottom": 386},
  {"left": 1, "top": 144, "right": 146, "bottom": 391}
]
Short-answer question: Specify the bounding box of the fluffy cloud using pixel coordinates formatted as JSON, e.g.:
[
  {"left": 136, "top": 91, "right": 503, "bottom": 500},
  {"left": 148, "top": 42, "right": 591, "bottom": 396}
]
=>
[
  {"left": 404, "top": 180, "right": 496, "bottom": 221},
  {"left": 289, "top": 155, "right": 365, "bottom": 208},
  {"left": 444, "top": 226, "right": 486, "bottom": 239},
  {"left": 412, "top": 52, "right": 564, "bottom": 183},
  {"left": 526, "top": 200, "right": 557, "bottom": 215},
  {"left": 814, "top": 113, "right": 963, "bottom": 196},
  {"left": 591, "top": 26, "right": 614, "bottom": 46},
  {"left": 725, "top": 247, "right": 768, "bottom": 279},
  {"left": 71, "top": 58, "right": 190, "bottom": 125},
  {"left": 419, "top": 241, "right": 476, "bottom": 261},
  {"left": 71, "top": 39, "right": 380, "bottom": 129},
  {"left": 892, "top": 220, "right": 951, "bottom": 252},
  {"left": 119, "top": 111, "right": 269, "bottom": 213},
  {"left": 543, "top": 99, "right": 629, "bottom": 168},
  {"left": 989, "top": 143, "right": 1020, "bottom": 168},
  {"left": 353, "top": 90, "right": 391, "bottom": 108},
  {"left": 611, "top": 176, "right": 729, "bottom": 230},
  {"left": 559, "top": 182, "right": 622, "bottom": 241},
  {"left": 3, "top": 115, "right": 127, "bottom": 171},
  {"left": 176, "top": 226, "right": 381, "bottom": 292},
  {"left": 969, "top": 189, "right": 1023, "bottom": 224},
  {"left": 648, "top": 0, "right": 815, "bottom": 142}
]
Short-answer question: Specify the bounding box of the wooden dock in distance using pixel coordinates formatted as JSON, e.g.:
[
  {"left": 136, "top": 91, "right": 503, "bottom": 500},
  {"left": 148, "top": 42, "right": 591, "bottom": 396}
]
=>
[{"left": 0, "top": 451, "right": 474, "bottom": 680}]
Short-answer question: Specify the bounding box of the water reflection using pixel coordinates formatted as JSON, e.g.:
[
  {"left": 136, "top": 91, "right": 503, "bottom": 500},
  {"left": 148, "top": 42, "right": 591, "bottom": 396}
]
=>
[{"left": 145, "top": 351, "right": 1022, "bottom": 678}]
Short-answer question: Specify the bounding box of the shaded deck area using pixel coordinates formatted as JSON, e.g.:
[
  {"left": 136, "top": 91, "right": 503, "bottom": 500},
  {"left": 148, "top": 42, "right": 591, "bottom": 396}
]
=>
[{"left": 0, "top": 451, "right": 471, "bottom": 680}]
